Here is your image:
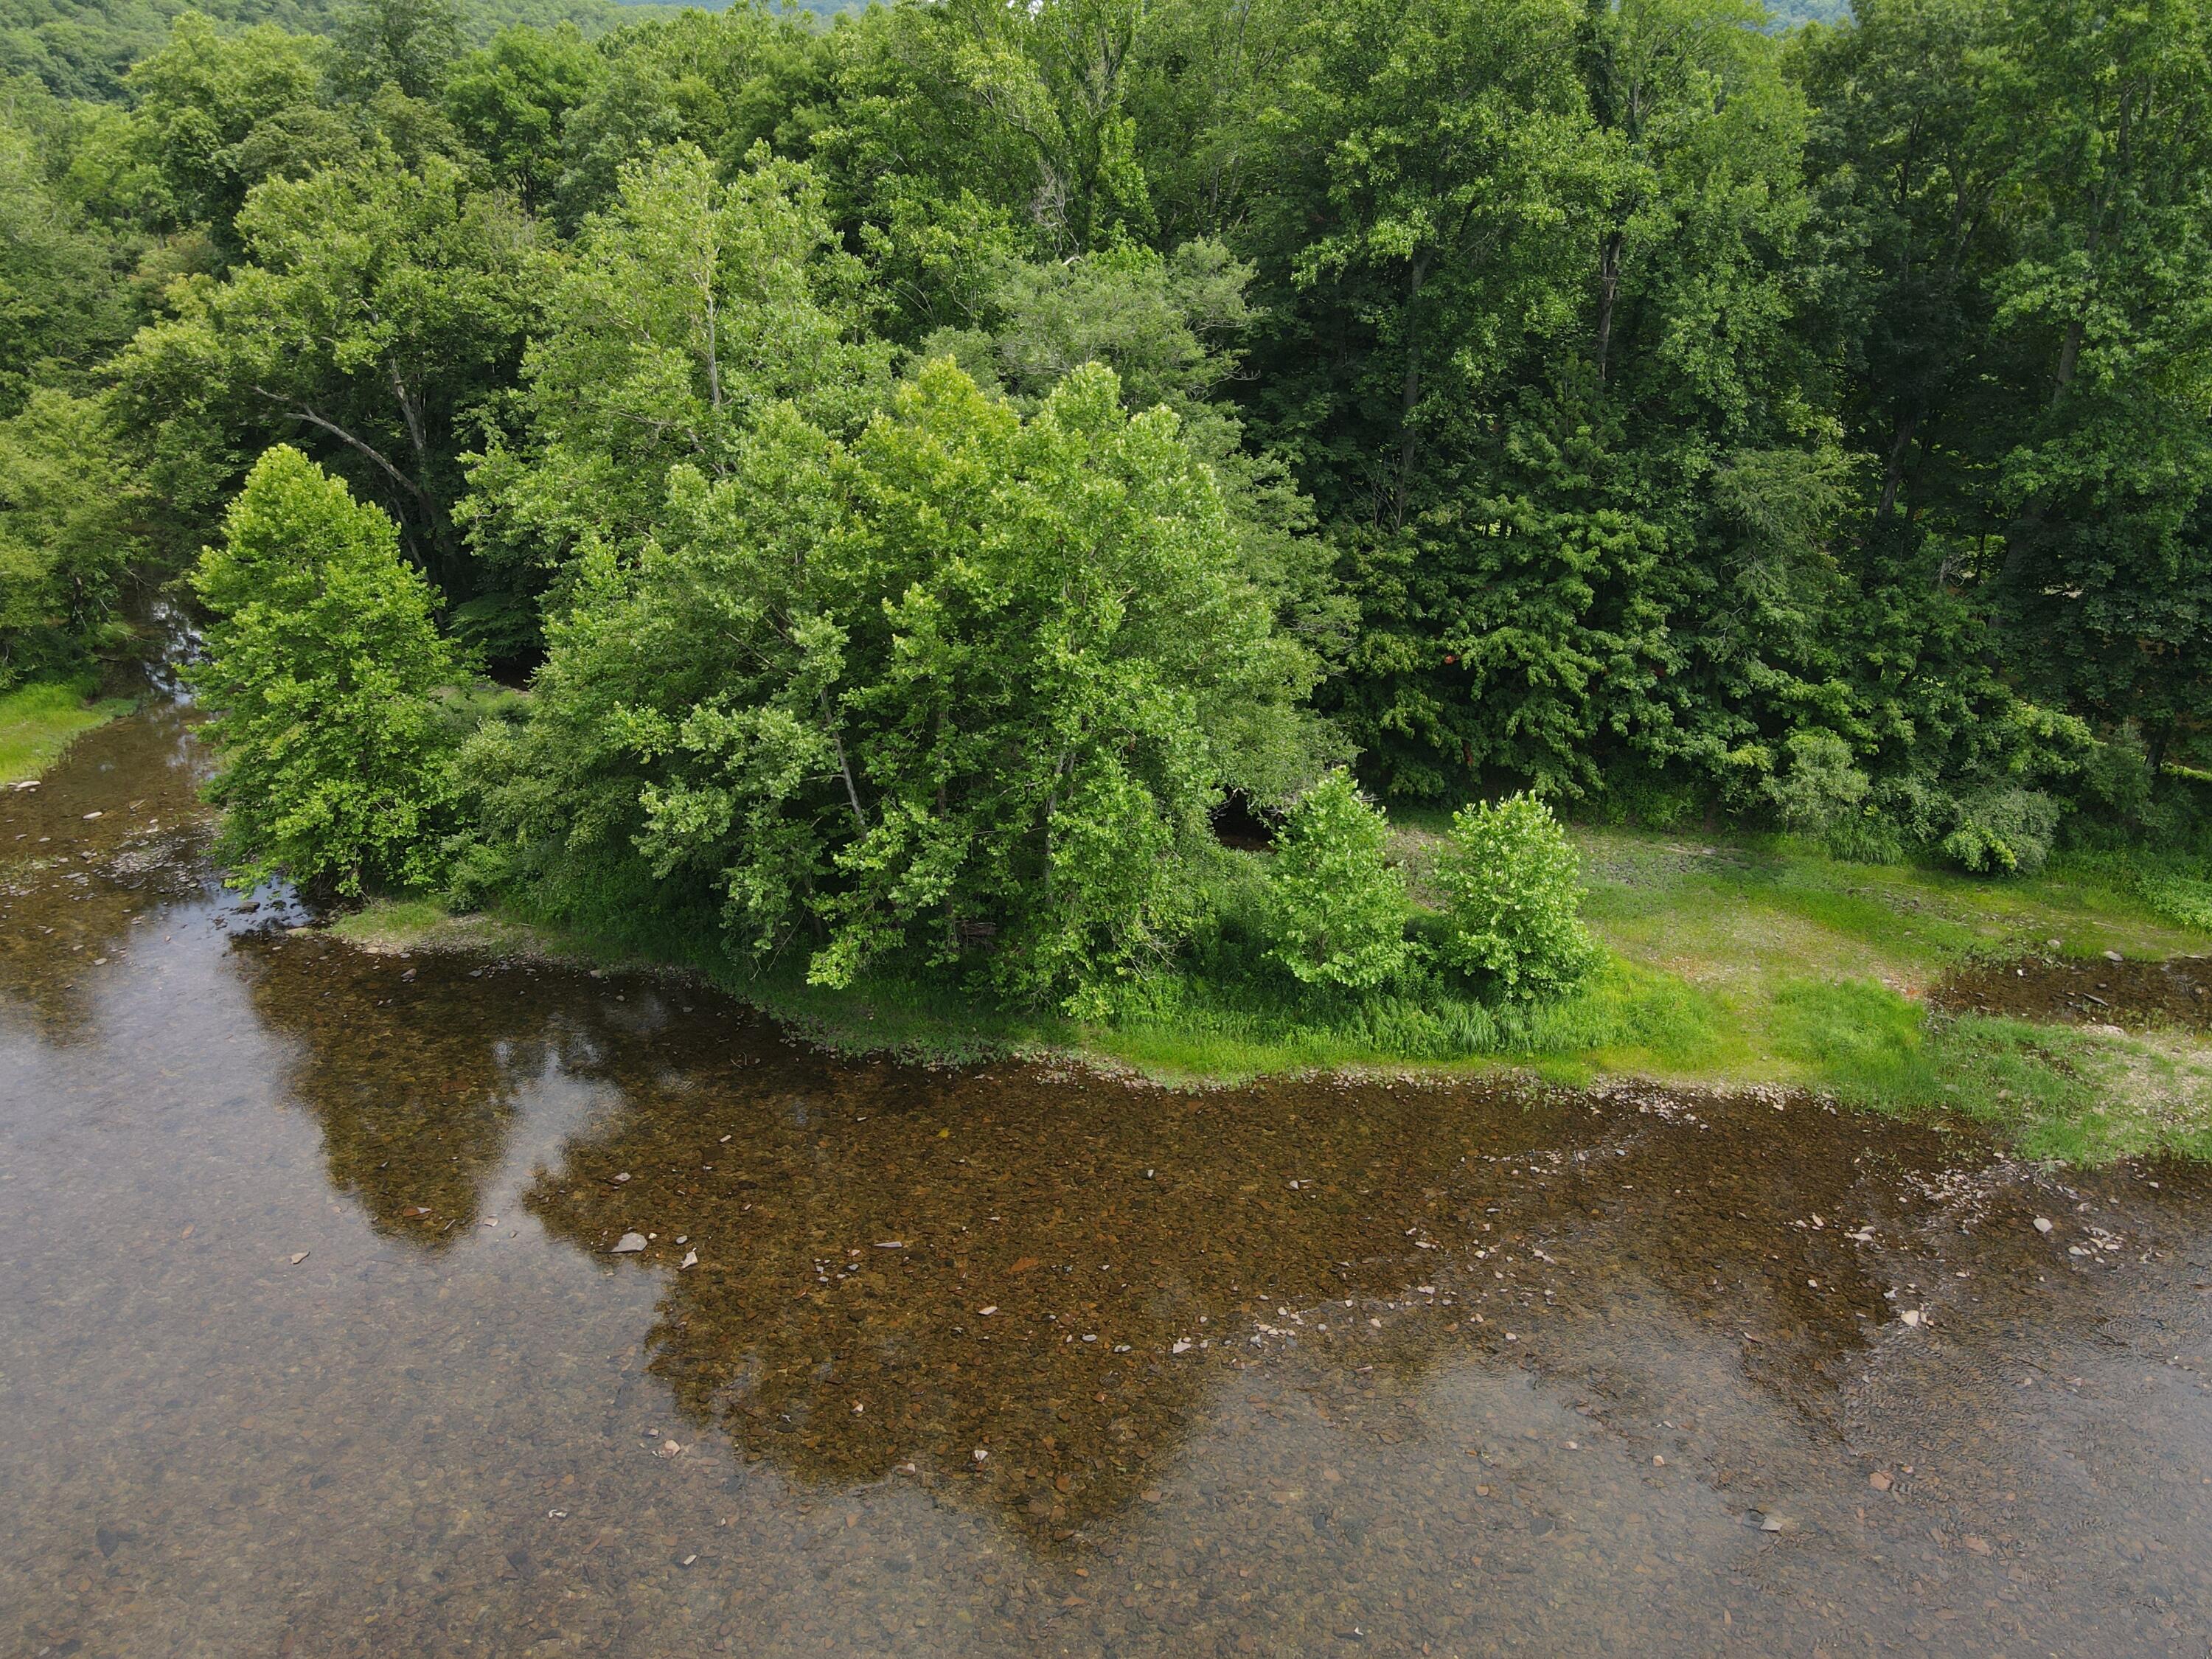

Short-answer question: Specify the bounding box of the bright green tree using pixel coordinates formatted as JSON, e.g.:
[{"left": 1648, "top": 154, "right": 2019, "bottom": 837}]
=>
[
  {"left": 462, "top": 142, "right": 889, "bottom": 591},
  {"left": 122, "top": 14, "right": 351, "bottom": 237},
  {"left": 189, "top": 445, "right": 459, "bottom": 895},
  {"left": 1259, "top": 768, "right": 1414, "bottom": 991},
  {"left": 442, "top": 23, "right": 605, "bottom": 213},
  {"left": 1433, "top": 791, "right": 1597, "bottom": 1001},
  {"left": 467, "top": 359, "right": 1326, "bottom": 1006},
  {"left": 549, "top": 5, "right": 827, "bottom": 226},
  {"left": 119, "top": 145, "right": 538, "bottom": 586},
  {"left": 0, "top": 108, "right": 144, "bottom": 414}
]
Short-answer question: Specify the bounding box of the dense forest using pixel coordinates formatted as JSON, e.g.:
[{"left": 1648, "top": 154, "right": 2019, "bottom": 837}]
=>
[{"left": 4, "top": 0, "right": 2209, "bottom": 1020}]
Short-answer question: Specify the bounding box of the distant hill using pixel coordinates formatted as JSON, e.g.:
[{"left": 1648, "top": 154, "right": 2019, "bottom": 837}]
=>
[{"left": 1764, "top": 0, "right": 1851, "bottom": 25}]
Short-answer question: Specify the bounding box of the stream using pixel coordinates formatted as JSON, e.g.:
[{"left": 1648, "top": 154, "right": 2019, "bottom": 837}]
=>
[{"left": 6, "top": 706, "right": 2212, "bottom": 1655}]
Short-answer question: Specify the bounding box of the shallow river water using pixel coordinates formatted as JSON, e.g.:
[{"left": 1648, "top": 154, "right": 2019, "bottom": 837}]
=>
[{"left": 7, "top": 709, "right": 2212, "bottom": 1657}]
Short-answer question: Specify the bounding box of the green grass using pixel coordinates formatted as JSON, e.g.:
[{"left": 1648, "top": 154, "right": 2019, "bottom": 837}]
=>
[
  {"left": 1759, "top": 975, "right": 2212, "bottom": 1162},
  {"left": 0, "top": 678, "right": 133, "bottom": 784},
  {"left": 1568, "top": 824, "right": 2201, "bottom": 984}
]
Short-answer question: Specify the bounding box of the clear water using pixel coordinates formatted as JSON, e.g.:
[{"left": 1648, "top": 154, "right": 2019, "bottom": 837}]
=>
[{"left": 7, "top": 709, "right": 2212, "bottom": 1655}]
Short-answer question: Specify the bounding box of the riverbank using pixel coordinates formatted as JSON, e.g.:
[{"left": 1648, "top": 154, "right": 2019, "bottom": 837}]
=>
[
  {"left": 329, "top": 822, "right": 2212, "bottom": 1165},
  {"left": 0, "top": 678, "right": 135, "bottom": 785}
]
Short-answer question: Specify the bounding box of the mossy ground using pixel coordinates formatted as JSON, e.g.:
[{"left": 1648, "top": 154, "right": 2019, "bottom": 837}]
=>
[
  {"left": 333, "top": 820, "right": 2212, "bottom": 1164},
  {"left": 0, "top": 679, "right": 134, "bottom": 785}
]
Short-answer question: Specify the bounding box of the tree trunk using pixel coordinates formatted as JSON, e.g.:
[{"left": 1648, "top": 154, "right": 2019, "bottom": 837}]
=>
[
  {"left": 1594, "top": 229, "right": 1624, "bottom": 383},
  {"left": 1391, "top": 252, "right": 1431, "bottom": 533},
  {"left": 1877, "top": 408, "right": 1918, "bottom": 520}
]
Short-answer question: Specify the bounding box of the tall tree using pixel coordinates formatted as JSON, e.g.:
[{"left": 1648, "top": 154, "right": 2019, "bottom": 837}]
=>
[
  {"left": 1989, "top": 0, "right": 2212, "bottom": 773},
  {"left": 334, "top": 0, "right": 465, "bottom": 101},
  {"left": 189, "top": 445, "right": 460, "bottom": 896},
  {"left": 465, "top": 361, "right": 1326, "bottom": 1006},
  {"left": 462, "top": 143, "right": 889, "bottom": 593},
  {"left": 442, "top": 23, "right": 605, "bottom": 214},
  {"left": 119, "top": 147, "right": 539, "bottom": 589}
]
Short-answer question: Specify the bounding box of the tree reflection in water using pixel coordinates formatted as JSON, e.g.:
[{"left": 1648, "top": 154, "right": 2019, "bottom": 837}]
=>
[
  {"left": 232, "top": 939, "right": 567, "bottom": 1248},
  {"left": 218, "top": 916, "right": 1964, "bottom": 1554},
  {"left": 516, "top": 1021, "right": 1943, "bottom": 1548}
]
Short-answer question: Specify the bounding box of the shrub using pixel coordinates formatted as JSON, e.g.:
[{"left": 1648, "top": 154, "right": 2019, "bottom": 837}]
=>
[
  {"left": 1822, "top": 807, "right": 1908, "bottom": 866},
  {"left": 1259, "top": 769, "right": 1415, "bottom": 990},
  {"left": 189, "top": 446, "right": 459, "bottom": 896},
  {"left": 1433, "top": 792, "right": 1600, "bottom": 1002},
  {"left": 1940, "top": 787, "right": 2060, "bottom": 875},
  {"left": 1764, "top": 728, "right": 1871, "bottom": 840}
]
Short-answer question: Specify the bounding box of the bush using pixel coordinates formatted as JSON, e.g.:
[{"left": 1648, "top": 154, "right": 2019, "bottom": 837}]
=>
[
  {"left": 1259, "top": 769, "right": 1415, "bottom": 990},
  {"left": 1821, "top": 807, "right": 1908, "bottom": 865},
  {"left": 1764, "top": 728, "right": 1871, "bottom": 840},
  {"left": 1433, "top": 792, "right": 1600, "bottom": 1002},
  {"left": 1940, "top": 786, "right": 2060, "bottom": 875},
  {"left": 189, "top": 446, "right": 459, "bottom": 897}
]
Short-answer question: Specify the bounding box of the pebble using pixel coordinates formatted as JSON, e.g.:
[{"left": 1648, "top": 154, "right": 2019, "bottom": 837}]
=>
[
  {"left": 611, "top": 1232, "right": 647, "bottom": 1253},
  {"left": 2034, "top": 1217, "right": 2054, "bottom": 1234}
]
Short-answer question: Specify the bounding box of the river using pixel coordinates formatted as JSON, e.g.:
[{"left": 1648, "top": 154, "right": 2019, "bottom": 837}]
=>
[{"left": 5, "top": 706, "right": 2211, "bottom": 1655}]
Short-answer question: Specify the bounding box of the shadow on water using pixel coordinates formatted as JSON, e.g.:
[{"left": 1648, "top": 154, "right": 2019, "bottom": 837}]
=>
[
  {"left": 223, "top": 929, "right": 1961, "bottom": 1548},
  {"left": 10, "top": 706, "right": 2212, "bottom": 1656}
]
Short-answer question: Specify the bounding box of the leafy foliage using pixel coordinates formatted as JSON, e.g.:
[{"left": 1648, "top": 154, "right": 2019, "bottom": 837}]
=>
[
  {"left": 189, "top": 445, "right": 459, "bottom": 894},
  {"left": 10, "top": 0, "right": 2212, "bottom": 1018},
  {"left": 1764, "top": 728, "right": 1870, "bottom": 839},
  {"left": 1259, "top": 769, "right": 1416, "bottom": 990},
  {"left": 1, "top": 0, "right": 667, "bottom": 102},
  {"left": 466, "top": 358, "right": 1324, "bottom": 1008},
  {"left": 0, "top": 390, "right": 146, "bottom": 686},
  {"left": 1940, "top": 787, "right": 2061, "bottom": 877},
  {"left": 459, "top": 142, "right": 886, "bottom": 594},
  {"left": 1433, "top": 792, "right": 1600, "bottom": 1001},
  {"left": 119, "top": 142, "right": 540, "bottom": 584}
]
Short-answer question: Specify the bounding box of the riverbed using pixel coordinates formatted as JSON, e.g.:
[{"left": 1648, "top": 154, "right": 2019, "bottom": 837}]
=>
[{"left": 6, "top": 707, "right": 2212, "bottom": 1655}]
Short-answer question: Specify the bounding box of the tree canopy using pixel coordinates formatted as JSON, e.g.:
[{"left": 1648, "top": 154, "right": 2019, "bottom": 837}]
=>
[{"left": 4, "top": 0, "right": 2210, "bottom": 997}]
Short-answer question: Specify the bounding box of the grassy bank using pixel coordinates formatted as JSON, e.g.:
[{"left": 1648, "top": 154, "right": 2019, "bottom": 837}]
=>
[
  {"left": 329, "top": 818, "right": 2212, "bottom": 1164},
  {"left": 0, "top": 678, "right": 134, "bottom": 784}
]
